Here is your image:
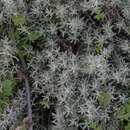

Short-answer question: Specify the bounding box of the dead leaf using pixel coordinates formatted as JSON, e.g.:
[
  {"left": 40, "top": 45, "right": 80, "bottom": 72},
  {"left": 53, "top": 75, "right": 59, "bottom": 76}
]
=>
[
  {"left": 22, "top": 117, "right": 30, "bottom": 123},
  {"left": 15, "top": 126, "right": 23, "bottom": 130},
  {"left": 12, "top": 100, "right": 20, "bottom": 108}
]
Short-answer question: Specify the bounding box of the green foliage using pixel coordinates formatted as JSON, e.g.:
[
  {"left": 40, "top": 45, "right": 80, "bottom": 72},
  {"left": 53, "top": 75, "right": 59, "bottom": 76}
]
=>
[
  {"left": 56, "top": 17, "right": 62, "bottom": 23},
  {"left": 39, "top": 99, "right": 52, "bottom": 109},
  {"left": 117, "top": 99, "right": 130, "bottom": 121},
  {"left": 16, "top": 41, "right": 33, "bottom": 56},
  {"left": 89, "top": 122, "right": 96, "bottom": 129},
  {"left": 2, "top": 80, "right": 17, "bottom": 96},
  {"left": 60, "top": 103, "right": 66, "bottom": 111},
  {"left": 0, "top": 79, "right": 18, "bottom": 115},
  {"left": 98, "top": 92, "right": 111, "bottom": 107},
  {"left": 94, "top": 44, "right": 102, "bottom": 53},
  {"left": 18, "top": 122, "right": 27, "bottom": 130},
  {"left": 94, "top": 8, "right": 104, "bottom": 20},
  {"left": 27, "top": 31, "right": 39, "bottom": 41},
  {"left": 117, "top": 100, "right": 130, "bottom": 130},
  {"left": 12, "top": 13, "right": 25, "bottom": 26},
  {"left": 8, "top": 27, "right": 20, "bottom": 40},
  {"left": 96, "top": 125, "right": 102, "bottom": 130},
  {"left": 125, "top": 122, "right": 130, "bottom": 130},
  {"left": 89, "top": 122, "right": 102, "bottom": 130}
]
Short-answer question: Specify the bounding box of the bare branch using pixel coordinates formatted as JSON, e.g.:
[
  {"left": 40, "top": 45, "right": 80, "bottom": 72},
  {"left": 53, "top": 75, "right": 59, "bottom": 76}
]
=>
[{"left": 20, "top": 57, "right": 33, "bottom": 130}]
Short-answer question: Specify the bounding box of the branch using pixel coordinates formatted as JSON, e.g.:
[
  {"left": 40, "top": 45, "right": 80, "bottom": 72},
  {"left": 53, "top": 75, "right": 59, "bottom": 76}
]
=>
[{"left": 20, "top": 57, "right": 33, "bottom": 130}]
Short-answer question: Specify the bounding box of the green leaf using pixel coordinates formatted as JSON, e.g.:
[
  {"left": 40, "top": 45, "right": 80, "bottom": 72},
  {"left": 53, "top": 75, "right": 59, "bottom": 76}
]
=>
[
  {"left": 98, "top": 92, "right": 111, "bottom": 106},
  {"left": 94, "top": 12, "right": 104, "bottom": 20},
  {"left": 89, "top": 122, "right": 96, "bottom": 129},
  {"left": 94, "top": 8, "right": 104, "bottom": 20},
  {"left": 35, "top": 115, "right": 41, "bottom": 121},
  {"left": 39, "top": 99, "right": 51, "bottom": 109},
  {"left": 16, "top": 41, "right": 33, "bottom": 58},
  {"left": 13, "top": 13, "right": 25, "bottom": 26},
  {"left": 60, "top": 103, "right": 66, "bottom": 111},
  {"left": 19, "top": 122, "right": 27, "bottom": 130},
  {"left": 28, "top": 31, "right": 39, "bottom": 41},
  {"left": 9, "top": 28, "right": 16, "bottom": 40},
  {"left": 0, "top": 74, "right": 17, "bottom": 115},
  {"left": 3, "top": 72, "right": 12, "bottom": 80},
  {"left": 2, "top": 80, "right": 17, "bottom": 96},
  {"left": 96, "top": 125, "right": 102, "bottom": 130},
  {"left": 89, "top": 122, "right": 102, "bottom": 130},
  {"left": 127, "top": 99, "right": 130, "bottom": 104},
  {"left": 94, "top": 44, "right": 102, "bottom": 53},
  {"left": 56, "top": 17, "right": 62, "bottom": 23},
  {"left": 9, "top": 27, "right": 20, "bottom": 40},
  {"left": 0, "top": 95, "right": 10, "bottom": 115},
  {"left": 126, "top": 104, "right": 130, "bottom": 113},
  {"left": 126, "top": 122, "right": 130, "bottom": 130},
  {"left": 118, "top": 113, "right": 130, "bottom": 121},
  {"left": 117, "top": 100, "right": 130, "bottom": 121}
]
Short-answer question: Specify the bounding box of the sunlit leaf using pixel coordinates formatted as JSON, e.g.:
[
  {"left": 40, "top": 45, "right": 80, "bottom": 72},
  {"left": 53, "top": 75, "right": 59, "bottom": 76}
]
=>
[
  {"left": 89, "top": 122, "right": 96, "bottom": 129},
  {"left": 13, "top": 13, "right": 25, "bottom": 26}
]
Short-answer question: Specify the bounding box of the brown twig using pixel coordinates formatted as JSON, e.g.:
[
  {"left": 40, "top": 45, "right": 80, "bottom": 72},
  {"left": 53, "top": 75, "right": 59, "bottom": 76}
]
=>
[{"left": 20, "top": 57, "right": 33, "bottom": 130}]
